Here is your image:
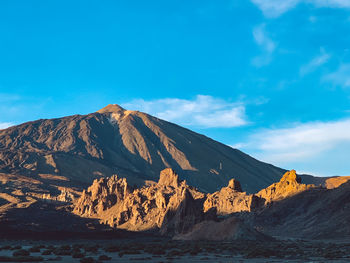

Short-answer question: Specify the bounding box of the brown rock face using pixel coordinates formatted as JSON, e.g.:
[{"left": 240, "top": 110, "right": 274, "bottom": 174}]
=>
[
  {"left": 325, "top": 176, "right": 350, "bottom": 189},
  {"left": 228, "top": 178, "right": 243, "bottom": 192},
  {"left": 73, "top": 168, "right": 207, "bottom": 234},
  {"left": 204, "top": 179, "right": 261, "bottom": 215},
  {"left": 73, "top": 175, "right": 131, "bottom": 216},
  {"left": 257, "top": 170, "right": 314, "bottom": 203},
  {"left": 157, "top": 168, "right": 180, "bottom": 188},
  {"left": 159, "top": 187, "right": 212, "bottom": 235}
]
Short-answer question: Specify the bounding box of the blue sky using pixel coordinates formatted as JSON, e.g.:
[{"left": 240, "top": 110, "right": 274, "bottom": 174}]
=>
[{"left": 1, "top": 0, "right": 350, "bottom": 176}]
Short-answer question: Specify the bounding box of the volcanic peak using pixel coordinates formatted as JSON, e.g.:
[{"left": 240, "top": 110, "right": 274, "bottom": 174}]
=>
[{"left": 97, "top": 104, "right": 126, "bottom": 114}]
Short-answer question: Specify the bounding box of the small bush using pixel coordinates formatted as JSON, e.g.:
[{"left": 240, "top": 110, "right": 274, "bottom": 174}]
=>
[
  {"left": 13, "top": 250, "right": 30, "bottom": 257},
  {"left": 72, "top": 252, "right": 85, "bottom": 258},
  {"left": 167, "top": 249, "right": 183, "bottom": 257},
  {"left": 53, "top": 248, "right": 72, "bottom": 256},
  {"left": 1, "top": 246, "right": 11, "bottom": 250},
  {"left": 29, "top": 247, "right": 41, "bottom": 253},
  {"left": 84, "top": 246, "right": 99, "bottom": 253},
  {"left": 41, "top": 250, "right": 52, "bottom": 255},
  {"left": 60, "top": 245, "right": 71, "bottom": 251},
  {"left": 12, "top": 246, "right": 22, "bottom": 250},
  {"left": 98, "top": 255, "right": 111, "bottom": 261},
  {"left": 80, "top": 257, "right": 95, "bottom": 263},
  {"left": 144, "top": 247, "right": 165, "bottom": 255},
  {"left": 104, "top": 246, "right": 119, "bottom": 252}
]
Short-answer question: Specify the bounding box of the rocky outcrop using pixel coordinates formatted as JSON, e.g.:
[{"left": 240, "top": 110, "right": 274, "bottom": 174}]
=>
[
  {"left": 73, "top": 168, "right": 207, "bottom": 234},
  {"left": 325, "top": 176, "right": 350, "bottom": 189},
  {"left": 204, "top": 178, "right": 262, "bottom": 215},
  {"left": 42, "top": 188, "right": 76, "bottom": 203},
  {"left": 157, "top": 168, "right": 180, "bottom": 188},
  {"left": 73, "top": 169, "right": 321, "bottom": 240},
  {"left": 257, "top": 170, "right": 314, "bottom": 204},
  {"left": 227, "top": 178, "right": 243, "bottom": 192},
  {"left": 73, "top": 176, "right": 131, "bottom": 216},
  {"left": 159, "top": 187, "right": 215, "bottom": 235}
]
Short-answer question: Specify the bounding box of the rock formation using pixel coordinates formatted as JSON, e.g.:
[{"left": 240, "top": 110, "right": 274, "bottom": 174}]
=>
[
  {"left": 257, "top": 170, "right": 314, "bottom": 204},
  {"left": 42, "top": 188, "right": 76, "bottom": 203},
  {"left": 73, "top": 175, "right": 131, "bottom": 216},
  {"left": 324, "top": 176, "right": 350, "bottom": 189},
  {"left": 204, "top": 178, "right": 261, "bottom": 215},
  {"left": 74, "top": 168, "right": 267, "bottom": 239},
  {"left": 73, "top": 168, "right": 208, "bottom": 234},
  {"left": 74, "top": 169, "right": 320, "bottom": 239}
]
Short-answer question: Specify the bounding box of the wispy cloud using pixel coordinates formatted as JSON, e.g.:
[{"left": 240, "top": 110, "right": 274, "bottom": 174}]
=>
[
  {"left": 237, "top": 118, "right": 350, "bottom": 163},
  {"left": 0, "top": 122, "right": 14, "bottom": 129},
  {"left": 122, "top": 95, "right": 248, "bottom": 128},
  {"left": 300, "top": 48, "right": 331, "bottom": 76},
  {"left": 251, "top": 0, "right": 300, "bottom": 18},
  {"left": 323, "top": 63, "right": 350, "bottom": 88},
  {"left": 251, "top": 0, "right": 350, "bottom": 18},
  {"left": 252, "top": 24, "right": 276, "bottom": 67}
]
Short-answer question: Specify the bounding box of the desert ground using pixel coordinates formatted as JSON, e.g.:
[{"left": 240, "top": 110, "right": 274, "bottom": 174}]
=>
[{"left": 0, "top": 237, "right": 350, "bottom": 262}]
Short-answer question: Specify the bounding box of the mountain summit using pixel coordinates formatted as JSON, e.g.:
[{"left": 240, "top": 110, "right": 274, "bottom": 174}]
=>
[
  {"left": 97, "top": 104, "right": 126, "bottom": 114},
  {"left": 0, "top": 104, "right": 285, "bottom": 193}
]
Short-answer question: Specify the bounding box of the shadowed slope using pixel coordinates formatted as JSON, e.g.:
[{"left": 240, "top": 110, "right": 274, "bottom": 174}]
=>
[{"left": 252, "top": 180, "right": 350, "bottom": 240}]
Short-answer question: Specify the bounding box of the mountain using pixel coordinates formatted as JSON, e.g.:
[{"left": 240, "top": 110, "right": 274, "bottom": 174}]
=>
[
  {"left": 73, "top": 168, "right": 211, "bottom": 234},
  {"left": 0, "top": 104, "right": 286, "bottom": 194}
]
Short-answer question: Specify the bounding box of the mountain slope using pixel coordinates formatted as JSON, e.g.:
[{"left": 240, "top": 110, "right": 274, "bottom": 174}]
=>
[
  {"left": 253, "top": 180, "right": 350, "bottom": 240},
  {"left": 0, "top": 104, "right": 285, "bottom": 193}
]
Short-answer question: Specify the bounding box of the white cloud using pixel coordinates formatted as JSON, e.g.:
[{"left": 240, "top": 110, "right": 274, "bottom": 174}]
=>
[
  {"left": 251, "top": 0, "right": 350, "bottom": 18},
  {"left": 323, "top": 63, "right": 350, "bottom": 88},
  {"left": 0, "top": 122, "right": 14, "bottom": 129},
  {"left": 122, "top": 95, "right": 248, "bottom": 128},
  {"left": 251, "top": 0, "right": 300, "bottom": 18},
  {"left": 300, "top": 48, "right": 331, "bottom": 76},
  {"left": 252, "top": 24, "right": 276, "bottom": 67},
  {"left": 238, "top": 119, "right": 350, "bottom": 163}
]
